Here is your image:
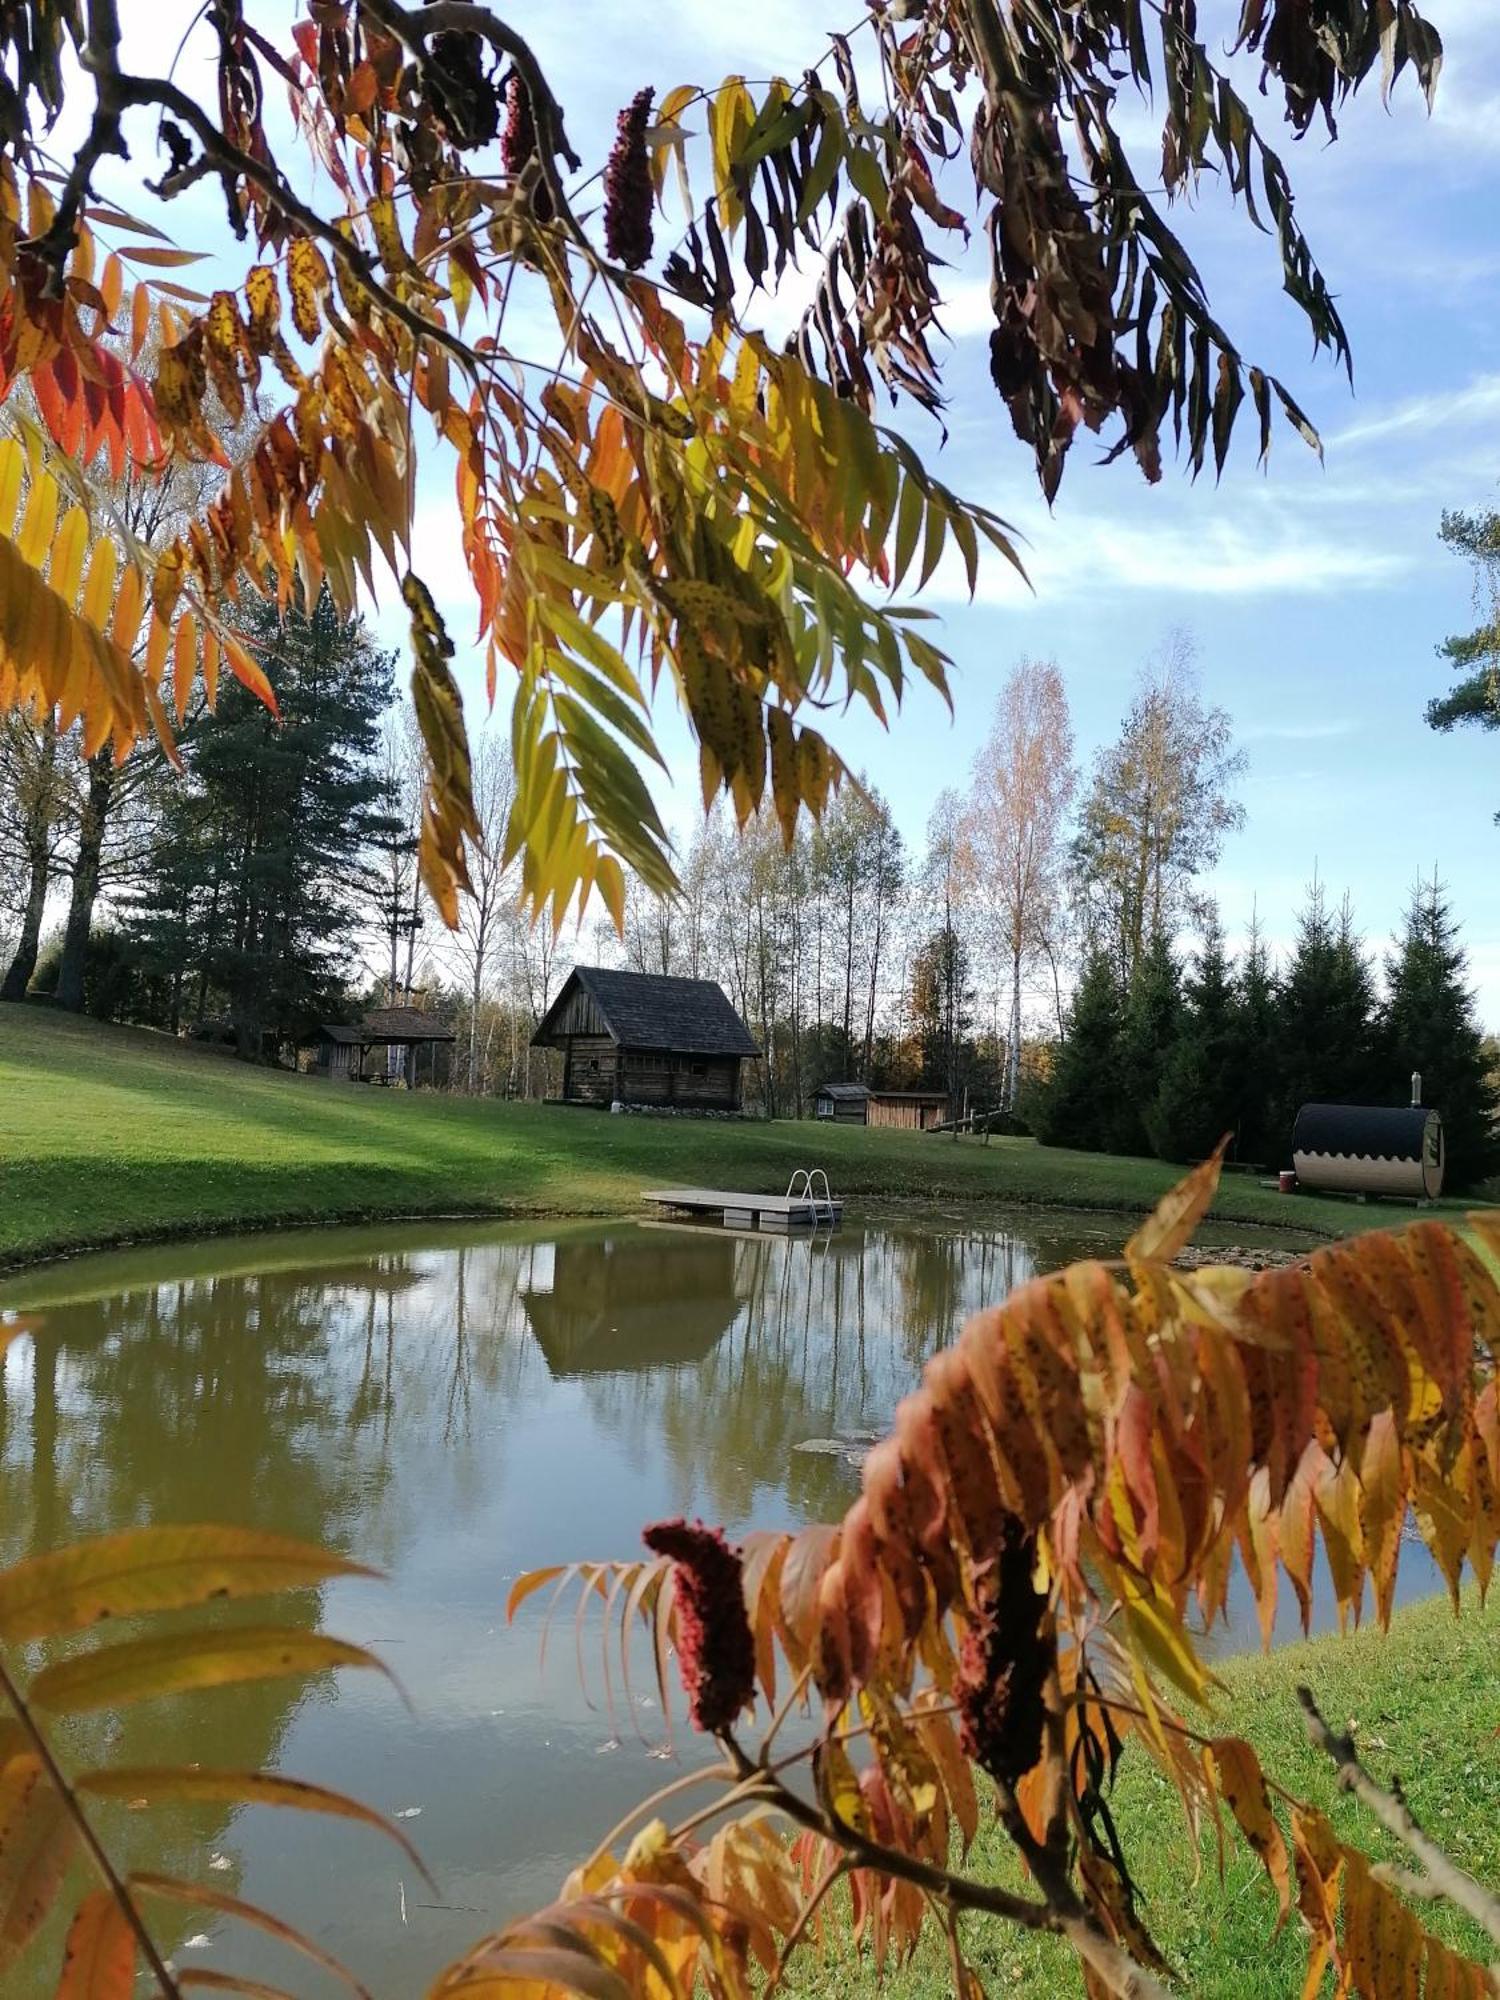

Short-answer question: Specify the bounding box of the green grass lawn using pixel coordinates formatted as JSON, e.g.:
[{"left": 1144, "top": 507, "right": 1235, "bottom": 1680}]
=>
[
  {"left": 0, "top": 1003, "right": 1483, "bottom": 1268},
  {"left": 783, "top": 1591, "right": 1500, "bottom": 1999},
  {"left": 0, "top": 1000, "right": 1496, "bottom": 1264}
]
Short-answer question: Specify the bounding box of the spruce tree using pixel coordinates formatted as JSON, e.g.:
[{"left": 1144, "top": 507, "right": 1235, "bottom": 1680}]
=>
[
  {"left": 1034, "top": 949, "right": 1128, "bottom": 1153},
  {"left": 1382, "top": 876, "right": 1500, "bottom": 1190},
  {"left": 124, "top": 588, "right": 397, "bottom": 1058},
  {"left": 1272, "top": 880, "right": 1380, "bottom": 1153},
  {"left": 1148, "top": 913, "right": 1239, "bottom": 1162},
  {"left": 1230, "top": 915, "right": 1281, "bottom": 1168},
  {"left": 1118, "top": 930, "right": 1180, "bottom": 1156}
]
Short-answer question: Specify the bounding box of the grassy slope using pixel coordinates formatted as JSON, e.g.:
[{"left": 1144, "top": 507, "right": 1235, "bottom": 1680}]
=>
[
  {"left": 786, "top": 1591, "right": 1500, "bottom": 2000},
  {"left": 0, "top": 1003, "right": 1480, "bottom": 1267}
]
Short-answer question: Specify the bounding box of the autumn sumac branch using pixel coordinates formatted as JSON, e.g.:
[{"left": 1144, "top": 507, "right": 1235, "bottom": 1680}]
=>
[
  {"left": 0, "top": 1511, "right": 415, "bottom": 1996},
  {"left": 488, "top": 1155, "right": 1500, "bottom": 1998},
  {"left": 0, "top": 0, "right": 1448, "bottom": 926}
]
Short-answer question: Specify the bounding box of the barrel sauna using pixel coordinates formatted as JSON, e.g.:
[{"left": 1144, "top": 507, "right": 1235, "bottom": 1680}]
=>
[{"left": 1291, "top": 1102, "right": 1444, "bottom": 1199}]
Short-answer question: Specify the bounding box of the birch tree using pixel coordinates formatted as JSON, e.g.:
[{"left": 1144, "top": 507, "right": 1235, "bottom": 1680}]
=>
[{"left": 964, "top": 660, "right": 1076, "bottom": 1108}]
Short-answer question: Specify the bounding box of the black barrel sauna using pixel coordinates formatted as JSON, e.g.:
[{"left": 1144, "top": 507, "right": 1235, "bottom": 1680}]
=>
[{"left": 1291, "top": 1102, "right": 1444, "bottom": 1199}]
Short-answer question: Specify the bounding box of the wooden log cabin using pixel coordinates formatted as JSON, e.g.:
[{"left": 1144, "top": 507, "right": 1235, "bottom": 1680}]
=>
[
  {"left": 531, "top": 967, "right": 760, "bottom": 1111},
  {"left": 814, "top": 1082, "right": 951, "bottom": 1130}
]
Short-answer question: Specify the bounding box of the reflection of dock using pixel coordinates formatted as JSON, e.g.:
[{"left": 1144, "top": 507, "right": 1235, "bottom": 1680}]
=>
[{"left": 642, "top": 1187, "right": 843, "bottom": 1232}]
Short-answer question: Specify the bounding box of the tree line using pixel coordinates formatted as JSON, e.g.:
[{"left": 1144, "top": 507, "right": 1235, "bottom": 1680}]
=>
[
  {"left": 1037, "top": 879, "right": 1500, "bottom": 1190},
  {"left": 3, "top": 605, "right": 1495, "bottom": 1185}
]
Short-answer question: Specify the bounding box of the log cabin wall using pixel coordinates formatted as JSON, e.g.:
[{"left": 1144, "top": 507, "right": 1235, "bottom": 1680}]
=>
[
  {"left": 561, "top": 1034, "right": 619, "bottom": 1104},
  {"left": 616, "top": 1050, "right": 741, "bottom": 1108},
  {"left": 558, "top": 1042, "right": 742, "bottom": 1108}
]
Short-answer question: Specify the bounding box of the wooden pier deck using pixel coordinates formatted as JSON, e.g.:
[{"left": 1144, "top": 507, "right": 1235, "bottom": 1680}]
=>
[{"left": 642, "top": 1187, "right": 843, "bottom": 1232}]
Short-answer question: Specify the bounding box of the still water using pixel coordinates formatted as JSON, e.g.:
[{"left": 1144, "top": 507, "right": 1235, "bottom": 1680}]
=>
[{"left": 0, "top": 1209, "right": 1425, "bottom": 1995}]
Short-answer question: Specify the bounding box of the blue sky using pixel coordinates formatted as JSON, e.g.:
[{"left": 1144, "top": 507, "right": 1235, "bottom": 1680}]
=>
[{"left": 95, "top": 3, "right": 1500, "bottom": 1021}]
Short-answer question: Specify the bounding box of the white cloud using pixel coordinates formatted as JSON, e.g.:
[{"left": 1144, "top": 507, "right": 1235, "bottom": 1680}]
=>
[
  {"left": 927, "top": 508, "right": 1410, "bottom": 605},
  {"left": 1240, "top": 719, "right": 1365, "bottom": 743},
  {"left": 1328, "top": 373, "right": 1500, "bottom": 451}
]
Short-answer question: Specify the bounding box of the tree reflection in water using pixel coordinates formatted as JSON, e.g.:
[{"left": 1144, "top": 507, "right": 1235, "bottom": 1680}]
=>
[{"left": 0, "top": 1208, "right": 1103, "bottom": 1996}]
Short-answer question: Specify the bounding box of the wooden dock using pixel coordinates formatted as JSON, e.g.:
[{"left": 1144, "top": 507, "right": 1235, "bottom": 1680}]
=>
[{"left": 642, "top": 1187, "right": 843, "bottom": 1232}]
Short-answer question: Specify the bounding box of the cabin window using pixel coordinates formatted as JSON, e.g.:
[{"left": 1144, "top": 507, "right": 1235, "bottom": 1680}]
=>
[{"left": 816, "top": 1097, "right": 833, "bottom": 1119}]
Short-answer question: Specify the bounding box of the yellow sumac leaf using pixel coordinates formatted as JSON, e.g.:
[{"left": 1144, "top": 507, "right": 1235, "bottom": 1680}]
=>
[
  {"left": 504, "top": 1565, "right": 567, "bottom": 1621},
  {"left": 118, "top": 244, "right": 208, "bottom": 268},
  {"left": 79, "top": 538, "right": 119, "bottom": 635},
  {"left": 130, "top": 1873, "right": 366, "bottom": 1996},
  {"left": 173, "top": 610, "right": 198, "bottom": 720},
  {"left": 286, "top": 238, "right": 329, "bottom": 344},
  {"left": 174, "top": 1973, "right": 302, "bottom": 1999},
  {"left": 815, "top": 1736, "right": 870, "bottom": 1837},
  {"left": 130, "top": 281, "right": 151, "bottom": 360},
  {"left": 16, "top": 471, "right": 59, "bottom": 569},
  {"left": 48, "top": 506, "right": 89, "bottom": 609},
  {"left": 222, "top": 634, "right": 277, "bottom": 712},
  {"left": 110, "top": 561, "right": 144, "bottom": 654},
  {"left": 0, "top": 1752, "right": 76, "bottom": 1964},
  {"left": 0, "top": 440, "right": 23, "bottom": 539},
  {"left": 0, "top": 1524, "right": 376, "bottom": 1642},
  {"left": 78, "top": 1768, "right": 430, "bottom": 1881},
  {"left": 144, "top": 611, "right": 171, "bottom": 688},
  {"left": 30, "top": 1625, "right": 387, "bottom": 1715},
  {"left": 1126, "top": 1142, "right": 1227, "bottom": 1266},
  {"left": 203, "top": 627, "right": 221, "bottom": 708},
  {"left": 1210, "top": 1736, "right": 1290, "bottom": 1920},
  {"left": 244, "top": 265, "right": 280, "bottom": 353},
  {"left": 54, "top": 1889, "right": 136, "bottom": 2000}
]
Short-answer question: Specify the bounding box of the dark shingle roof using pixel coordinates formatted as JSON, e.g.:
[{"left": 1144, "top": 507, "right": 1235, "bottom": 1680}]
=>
[
  {"left": 313, "top": 1007, "right": 455, "bottom": 1045},
  {"left": 817, "top": 1082, "right": 871, "bottom": 1101},
  {"left": 535, "top": 967, "right": 759, "bottom": 1057}
]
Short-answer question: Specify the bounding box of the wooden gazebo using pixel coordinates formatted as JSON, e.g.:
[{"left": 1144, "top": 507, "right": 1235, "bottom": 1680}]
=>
[{"left": 308, "top": 1006, "right": 454, "bottom": 1086}]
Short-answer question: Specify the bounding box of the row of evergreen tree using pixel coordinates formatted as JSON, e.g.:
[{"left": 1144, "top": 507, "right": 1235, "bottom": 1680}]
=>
[{"left": 1034, "top": 879, "right": 1500, "bottom": 1190}]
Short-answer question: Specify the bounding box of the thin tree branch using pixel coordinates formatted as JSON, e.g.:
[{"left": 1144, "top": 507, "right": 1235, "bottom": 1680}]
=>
[{"left": 1298, "top": 1685, "right": 1500, "bottom": 1950}]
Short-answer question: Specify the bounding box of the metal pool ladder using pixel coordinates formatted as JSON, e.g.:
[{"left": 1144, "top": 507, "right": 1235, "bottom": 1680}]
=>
[{"left": 785, "top": 1167, "right": 837, "bottom": 1223}]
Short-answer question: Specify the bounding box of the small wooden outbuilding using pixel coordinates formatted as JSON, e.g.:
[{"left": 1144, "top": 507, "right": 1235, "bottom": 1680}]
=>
[
  {"left": 813, "top": 1082, "right": 951, "bottom": 1131},
  {"left": 531, "top": 967, "right": 759, "bottom": 1111},
  {"left": 1291, "top": 1102, "right": 1445, "bottom": 1199},
  {"left": 308, "top": 1006, "right": 455, "bottom": 1086}
]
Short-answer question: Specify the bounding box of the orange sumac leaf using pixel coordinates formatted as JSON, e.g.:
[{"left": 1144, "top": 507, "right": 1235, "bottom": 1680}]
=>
[
  {"left": 1210, "top": 1736, "right": 1290, "bottom": 1921},
  {"left": 1125, "top": 1138, "right": 1227, "bottom": 1266},
  {"left": 54, "top": 1890, "right": 135, "bottom": 2000}
]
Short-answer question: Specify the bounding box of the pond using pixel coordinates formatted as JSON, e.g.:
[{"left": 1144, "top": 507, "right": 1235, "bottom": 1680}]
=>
[{"left": 0, "top": 1208, "right": 1436, "bottom": 1996}]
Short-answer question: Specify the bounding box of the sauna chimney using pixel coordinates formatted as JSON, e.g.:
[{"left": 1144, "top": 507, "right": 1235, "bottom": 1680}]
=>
[{"left": 1412, "top": 1070, "right": 1422, "bottom": 1108}]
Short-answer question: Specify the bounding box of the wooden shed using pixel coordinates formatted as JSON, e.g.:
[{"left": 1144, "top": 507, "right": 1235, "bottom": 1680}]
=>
[
  {"left": 308, "top": 1006, "right": 455, "bottom": 1086},
  {"left": 531, "top": 967, "right": 759, "bottom": 1111},
  {"left": 1291, "top": 1102, "right": 1445, "bottom": 1199},
  {"left": 814, "top": 1083, "right": 951, "bottom": 1131}
]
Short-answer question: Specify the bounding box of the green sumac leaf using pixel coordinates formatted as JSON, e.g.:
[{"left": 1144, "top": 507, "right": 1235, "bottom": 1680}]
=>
[
  {"left": 845, "top": 142, "right": 888, "bottom": 220},
  {"left": 77, "top": 1768, "right": 433, "bottom": 1884},
  {"left": 30, "top": 1626, "right": 389, "bottom": 1715},
  {"left": 0, "top": 1527, "right": 376, "bottom": 1642},
  {"left": 797, "top": 106, "right": 844, "bottom": 224},
  {"left": 891, "top": 473, "right": 925, "bottom": 591}
]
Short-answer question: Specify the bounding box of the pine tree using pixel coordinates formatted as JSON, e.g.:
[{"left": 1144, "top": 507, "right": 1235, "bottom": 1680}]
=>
[
  {"left": 1034, "top": 949, "right": 1128, "bottom": 1153},
  {"left": 1382, "top": 876, "right": 1500, "bottom": 1190},
  {"left": 1271, "top": 880, "right": 1380, "bottom": 1154},
  {"left": 124, "top": 588, "right": 397, "bottom": 1058},
  {"left": 1148, "top": 913, "right": 1239, "bottom": 1162},
  {"left": 1230, "top": 914, "right": 1281, "bottom": 1168},
  {"left": 1118, "top": 930, "right": 1180, "bottom": 1157}
]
